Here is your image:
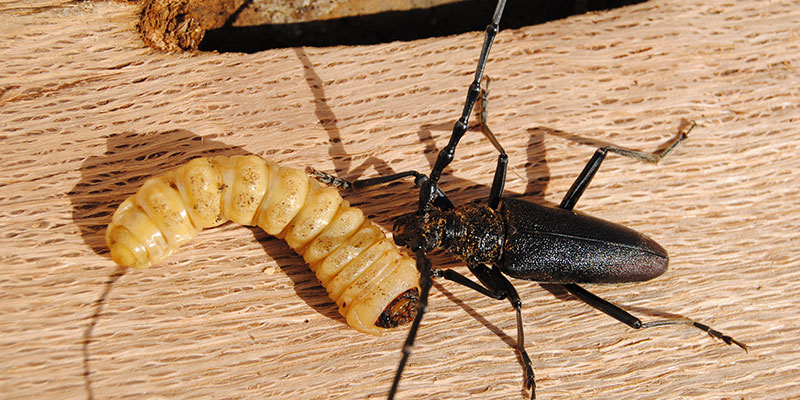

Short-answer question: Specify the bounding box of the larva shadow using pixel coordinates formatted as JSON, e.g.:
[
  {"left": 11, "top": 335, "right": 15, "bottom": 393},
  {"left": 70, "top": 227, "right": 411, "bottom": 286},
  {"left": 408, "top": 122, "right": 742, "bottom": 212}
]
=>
[
  {"left": 70, "top": 130, "right": 247, "bottom": 260},
  {"left": 71, "top": 129, "right": 248, "bottom": 400}
]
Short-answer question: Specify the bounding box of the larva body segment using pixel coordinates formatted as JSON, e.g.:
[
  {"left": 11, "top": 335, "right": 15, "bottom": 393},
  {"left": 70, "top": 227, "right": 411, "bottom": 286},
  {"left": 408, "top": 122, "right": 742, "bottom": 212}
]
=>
[{"left": 106, "top": 155, "right": 419, "bottom": 335}]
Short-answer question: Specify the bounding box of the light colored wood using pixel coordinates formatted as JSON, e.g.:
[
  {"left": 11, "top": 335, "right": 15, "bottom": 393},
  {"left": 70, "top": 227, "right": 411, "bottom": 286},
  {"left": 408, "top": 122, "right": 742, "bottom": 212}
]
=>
[{"left": 1, "top": 1, "right": 798, "bottom": 399}]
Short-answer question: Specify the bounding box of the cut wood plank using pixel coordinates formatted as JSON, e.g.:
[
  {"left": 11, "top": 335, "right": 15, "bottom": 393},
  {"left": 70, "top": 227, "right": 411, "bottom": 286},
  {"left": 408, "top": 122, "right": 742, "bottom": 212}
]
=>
[{"left": 1, "top": 1, "right": 798, "bottom": 399}]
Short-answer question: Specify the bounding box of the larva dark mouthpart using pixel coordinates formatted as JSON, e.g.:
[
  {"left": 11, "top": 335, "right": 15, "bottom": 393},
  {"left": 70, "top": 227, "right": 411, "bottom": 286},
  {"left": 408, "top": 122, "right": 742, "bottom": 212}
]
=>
[{"left": 106, "top": 155, "right": 420, "bottom": 335}]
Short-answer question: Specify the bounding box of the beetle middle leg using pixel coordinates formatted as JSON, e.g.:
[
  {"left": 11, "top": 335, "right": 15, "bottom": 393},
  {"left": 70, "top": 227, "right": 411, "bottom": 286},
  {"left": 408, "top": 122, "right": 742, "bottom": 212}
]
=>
[
  {"left": 434, "top": 263, "right": 536, "bottom": 398},
  {"left": 556, "top": 121, "right": 748, "bottom": 350},
  {"left": 560, "top": 119, "right": 695, "bottom": 210},
  {"left": 388, "top": 258, "right": 536, "bottom": 400}
]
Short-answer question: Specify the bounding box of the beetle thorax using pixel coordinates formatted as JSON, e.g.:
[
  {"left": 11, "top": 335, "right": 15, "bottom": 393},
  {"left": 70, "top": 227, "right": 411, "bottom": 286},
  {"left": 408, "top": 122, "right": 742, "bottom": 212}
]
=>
[
  {"left": 441, "top": 203, "right": 505, "bottom": 264},
  {"left": 393, "top": 203, "right": 505, "bottom": 265}
]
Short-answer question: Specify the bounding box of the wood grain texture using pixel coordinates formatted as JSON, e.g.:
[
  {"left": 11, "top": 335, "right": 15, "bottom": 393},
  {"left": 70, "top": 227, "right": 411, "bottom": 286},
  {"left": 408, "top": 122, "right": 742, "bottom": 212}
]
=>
[{"left": 1, "top": 1, "right": 798, "bottom": 399}]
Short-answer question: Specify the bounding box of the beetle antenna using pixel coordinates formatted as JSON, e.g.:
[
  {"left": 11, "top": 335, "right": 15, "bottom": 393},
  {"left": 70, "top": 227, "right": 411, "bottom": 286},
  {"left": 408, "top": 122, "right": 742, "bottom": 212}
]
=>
[{"left": 388, "top": 249, "right": 434, "bottom": 400}]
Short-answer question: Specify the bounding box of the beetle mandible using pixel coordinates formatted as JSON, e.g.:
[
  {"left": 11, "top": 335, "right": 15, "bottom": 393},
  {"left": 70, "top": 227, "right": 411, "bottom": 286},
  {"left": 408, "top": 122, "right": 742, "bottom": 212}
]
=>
[{"left": 312, "top": 0, "right": 748, "bottom": 398}]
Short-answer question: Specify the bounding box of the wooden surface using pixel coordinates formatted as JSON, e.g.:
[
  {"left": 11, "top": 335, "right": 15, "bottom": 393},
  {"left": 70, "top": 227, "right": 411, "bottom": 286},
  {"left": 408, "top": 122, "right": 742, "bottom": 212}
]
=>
[{"left": 2, "top": 1, "right": 799, "bottom": 399}]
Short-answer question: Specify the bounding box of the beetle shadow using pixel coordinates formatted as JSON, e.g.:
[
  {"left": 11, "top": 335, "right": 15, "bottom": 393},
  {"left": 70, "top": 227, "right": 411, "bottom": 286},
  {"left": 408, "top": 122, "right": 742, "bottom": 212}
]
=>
[
  {"left": 71, "top": 130, "right": 349, "bottom": 399},
  {"left": 295, "top": 47, "right": 405, "bottom": 181},
  {"left": 295, "top": 45, "right": 552, "bottom": 207}
]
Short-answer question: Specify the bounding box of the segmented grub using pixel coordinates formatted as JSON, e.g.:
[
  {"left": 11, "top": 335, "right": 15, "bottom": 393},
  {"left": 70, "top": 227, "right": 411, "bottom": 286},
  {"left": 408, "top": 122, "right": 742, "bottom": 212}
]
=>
[{"left": 106, "top": 155, "right": 419, "bottom": 334}]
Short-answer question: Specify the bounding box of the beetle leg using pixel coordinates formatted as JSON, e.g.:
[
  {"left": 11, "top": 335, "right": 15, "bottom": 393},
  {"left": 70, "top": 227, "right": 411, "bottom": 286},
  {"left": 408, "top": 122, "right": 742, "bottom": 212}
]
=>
[
  {"left": 559, "top": 119, "right": 695, "bottom": 210},
  {"left": 433, "top": 263, "right": 536, "bottom": 399},
  {"left": 603, "top": 119, "right": 695, "bottom": 164},
  {"left": 562, "top": 283, "right": 748, "bottom": 351},
  {"left": 307, "top": 168, "right": 421, "bottom": 191},
  {"left": 487, "top": 140, "right": 507, "bottom": 210},
  {"left": 433, "top": 268, "right": 502, "bottom": 299},
  {"left": 307, "top": 168, "right": 455, "bottom": 210},
  {"left": 477, "top": 76, "right": 509, "bottom": 211}
]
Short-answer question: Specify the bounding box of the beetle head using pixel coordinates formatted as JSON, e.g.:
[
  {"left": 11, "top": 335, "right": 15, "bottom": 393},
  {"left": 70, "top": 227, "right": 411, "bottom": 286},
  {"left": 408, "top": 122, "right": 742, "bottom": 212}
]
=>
[{"left": 393, "top": 208, "right": 443, "bottom": 253}]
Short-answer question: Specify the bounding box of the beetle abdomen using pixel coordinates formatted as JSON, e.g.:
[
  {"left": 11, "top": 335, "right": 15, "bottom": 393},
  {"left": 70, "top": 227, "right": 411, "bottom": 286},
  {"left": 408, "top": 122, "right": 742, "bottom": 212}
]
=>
[
  {"left": 106, "top": 155, "right": 419, "bottom": 335},
  {"left": 499, "top": 198, "right": 668, "bottom": 283}
]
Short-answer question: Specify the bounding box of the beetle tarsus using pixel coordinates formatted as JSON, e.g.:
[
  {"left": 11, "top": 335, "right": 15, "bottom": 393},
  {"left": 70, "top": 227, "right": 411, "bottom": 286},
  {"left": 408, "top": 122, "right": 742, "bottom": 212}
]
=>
[{"left": 640, "top": 320, "right": 749, "bottom": 352}]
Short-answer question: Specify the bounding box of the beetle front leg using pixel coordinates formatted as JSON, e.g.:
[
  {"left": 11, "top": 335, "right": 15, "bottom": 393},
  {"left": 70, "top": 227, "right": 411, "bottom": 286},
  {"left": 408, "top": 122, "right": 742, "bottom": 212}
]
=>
[{"left": 307, "top": 168, "right": 455, "bottom": 210}]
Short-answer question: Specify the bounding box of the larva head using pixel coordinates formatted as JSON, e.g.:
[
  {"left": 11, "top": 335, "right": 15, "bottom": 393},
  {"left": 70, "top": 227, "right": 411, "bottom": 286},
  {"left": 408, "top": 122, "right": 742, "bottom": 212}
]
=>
[
  {"left": 392, "top": 208, "right": 445, "bottom": 253},
  {"left": 375, "top": 288, "right": 419, "bottom": 329}
]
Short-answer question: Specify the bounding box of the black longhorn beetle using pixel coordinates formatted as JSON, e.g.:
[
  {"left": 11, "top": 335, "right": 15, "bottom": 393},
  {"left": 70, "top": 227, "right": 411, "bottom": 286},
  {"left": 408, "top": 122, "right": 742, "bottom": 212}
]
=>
[{"left": 312, "top": 1, "right": 747, "bottom": 398}]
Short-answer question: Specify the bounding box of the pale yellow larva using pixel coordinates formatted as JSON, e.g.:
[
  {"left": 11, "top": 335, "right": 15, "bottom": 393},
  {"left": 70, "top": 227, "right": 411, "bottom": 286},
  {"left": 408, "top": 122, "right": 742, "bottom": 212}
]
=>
[{"left": 106, "top": 155, "right": 419, "bottom": 335}]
